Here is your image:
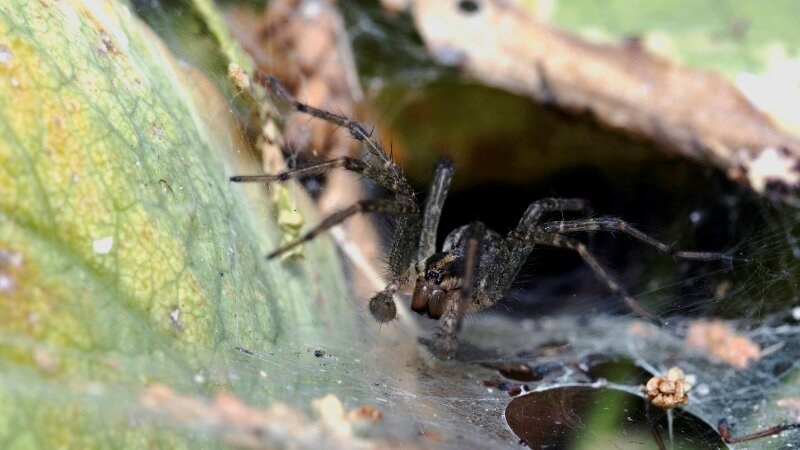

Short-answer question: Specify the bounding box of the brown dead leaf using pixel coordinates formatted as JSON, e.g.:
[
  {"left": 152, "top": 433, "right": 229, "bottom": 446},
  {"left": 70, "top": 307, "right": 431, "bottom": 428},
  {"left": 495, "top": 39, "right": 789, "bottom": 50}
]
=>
[{"left": 401, "top": 0, "right": 800, "bottom": 200}]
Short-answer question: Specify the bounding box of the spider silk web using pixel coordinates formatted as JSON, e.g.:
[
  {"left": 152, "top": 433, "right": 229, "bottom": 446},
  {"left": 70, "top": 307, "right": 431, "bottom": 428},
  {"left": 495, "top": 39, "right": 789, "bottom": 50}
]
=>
[{"left": 79, "top": 1, "right": 800, "bottom": 449}]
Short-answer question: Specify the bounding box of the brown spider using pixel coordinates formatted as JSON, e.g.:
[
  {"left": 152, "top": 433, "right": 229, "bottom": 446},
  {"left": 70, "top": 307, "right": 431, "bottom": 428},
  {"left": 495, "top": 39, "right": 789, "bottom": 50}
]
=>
[{"left": 231, "top": 76, "right": 728, "bottom": 359}]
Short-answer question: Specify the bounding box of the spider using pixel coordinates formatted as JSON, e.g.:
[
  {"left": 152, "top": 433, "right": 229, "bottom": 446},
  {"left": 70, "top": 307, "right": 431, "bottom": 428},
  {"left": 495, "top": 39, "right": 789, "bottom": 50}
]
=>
[{"left": 231, "top": 76, "right": 728, "bottom": 359}]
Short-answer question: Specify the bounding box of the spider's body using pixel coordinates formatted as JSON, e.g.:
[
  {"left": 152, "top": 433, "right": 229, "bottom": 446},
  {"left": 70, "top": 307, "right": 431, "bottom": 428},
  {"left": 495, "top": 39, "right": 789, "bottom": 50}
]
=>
[
  {"left": 232, "top": 76, "right": 726, "bottom": 359},
  {"left": 412, "top": 223, "right": 503, "bottom": 318}
]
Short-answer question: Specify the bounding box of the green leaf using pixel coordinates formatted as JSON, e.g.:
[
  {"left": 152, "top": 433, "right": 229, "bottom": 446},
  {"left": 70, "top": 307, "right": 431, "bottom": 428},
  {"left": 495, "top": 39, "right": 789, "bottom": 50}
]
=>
[
  {"left": 549, "top": 0, "right": 800, "bottom": 76},
  {"left": 0, "top": 1, "right": 352, "bottom": 447}
]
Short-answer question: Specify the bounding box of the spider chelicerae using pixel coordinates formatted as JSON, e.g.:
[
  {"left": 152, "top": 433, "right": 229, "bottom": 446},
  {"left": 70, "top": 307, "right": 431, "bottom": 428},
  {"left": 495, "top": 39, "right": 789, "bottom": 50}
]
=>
[{"left": 231, "top": 76, "right": 728, "bottom": 359}]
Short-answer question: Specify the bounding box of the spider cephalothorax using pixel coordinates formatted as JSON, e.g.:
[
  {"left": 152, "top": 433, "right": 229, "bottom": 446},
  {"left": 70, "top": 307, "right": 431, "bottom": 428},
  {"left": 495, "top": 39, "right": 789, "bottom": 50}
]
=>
[{"left": 231, "top": 76, "right": 727, "bottom": 359}]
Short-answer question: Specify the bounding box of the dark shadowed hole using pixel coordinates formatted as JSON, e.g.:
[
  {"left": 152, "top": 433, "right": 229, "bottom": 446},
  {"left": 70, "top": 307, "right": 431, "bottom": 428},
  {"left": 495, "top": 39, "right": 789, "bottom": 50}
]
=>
[{"left": 506, "top": 386, "right": 725, "bottom": 449}]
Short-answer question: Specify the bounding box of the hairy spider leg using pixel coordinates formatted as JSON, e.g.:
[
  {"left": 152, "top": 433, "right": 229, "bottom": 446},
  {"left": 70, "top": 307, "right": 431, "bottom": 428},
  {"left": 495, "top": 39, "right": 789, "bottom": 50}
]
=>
[
  {"left": 231, "top": 77, "right": 407, "bottom": 195},
  {"left": 416, "top": 160, "right": 454, "bottom": 262},
  {"left": 431, "top": 221, "right": 485, "bottom": 359},
  {"left": 529, "top": 231, "right": 663, "bottom": 325},
  {"left": 370, "top": 160, "right": 455, "bottom": 323},
  {"left": 475, "top": 198, "right": 591, "bottom": 303},
  {"left": 514, "top": 198, "right": 592, "bottom": 235},
  {"left": 230, "top": 156, "right": 415, "bottom": 198},
  {"left": 540, "top": 218, "right": 731, "bottom": 261},
  {"left": 258, "top": 76, "right": 426, "bottom": 276},
  {"left": 261, "top": 75, "right": 401, "bottom": 177},
  {"left": 266, "top": 199, "right": 418, "bottom": 259}
]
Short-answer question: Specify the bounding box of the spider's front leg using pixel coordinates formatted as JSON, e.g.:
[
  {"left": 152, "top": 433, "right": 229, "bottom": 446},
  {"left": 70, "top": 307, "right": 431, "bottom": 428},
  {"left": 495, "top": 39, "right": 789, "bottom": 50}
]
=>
[
  {"left": 406, "top": 222, "right": 485, "bottom": 359},
  {"left": 430, "top": 222, "right": 485, "bottom": 359},
  {"left": 368, "top": 160, "right": 454, "bottom": 324}
]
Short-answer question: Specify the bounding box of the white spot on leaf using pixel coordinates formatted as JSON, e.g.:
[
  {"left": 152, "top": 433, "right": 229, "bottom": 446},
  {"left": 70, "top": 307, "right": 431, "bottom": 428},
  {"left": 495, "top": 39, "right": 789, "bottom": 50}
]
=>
[
  {"left": 0, "top": 274, "right": 14, "bottom": 292},
  {"left": 92, "top": 236, "right": 113, "bottom": 254},
  {"left": 0, "top": 44, "right": 12, "bottom": 64}
]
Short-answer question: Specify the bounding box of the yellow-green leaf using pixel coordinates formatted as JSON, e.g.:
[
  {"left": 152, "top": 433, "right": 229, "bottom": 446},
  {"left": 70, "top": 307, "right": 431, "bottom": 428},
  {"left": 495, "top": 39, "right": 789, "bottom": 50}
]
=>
[{"left": 0, "top": 1, "right": 351, "bottom": 447}]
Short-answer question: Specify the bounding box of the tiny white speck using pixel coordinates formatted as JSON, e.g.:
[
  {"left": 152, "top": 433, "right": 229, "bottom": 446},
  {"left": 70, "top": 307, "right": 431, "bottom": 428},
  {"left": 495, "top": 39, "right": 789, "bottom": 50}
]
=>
[
  {"left": 695, "top": 383, "right": 710, "bottom": 396},
  {"left": 259, "top": 370, "right": 267, "bottom": 378},
  {"left": 0, "top": 44, "right": 12, "bottom": 64},
  {"left": 170, "top": 307, "right": 180, "bottom": 323},
  {"left": 7, "top": 251, "right": 22, "bottom": 267},
  {"left": 792, "top": 306, "right": 800, "bottom": 321},
  {"left": 93, "top": 236, "right": 113, "bottom": 254},
  {"left": 0, "top": 274, "right": 13, "bottom": 292},
  {"left": 336, "top": 380, "right": 342, "bottom": 384},
  {"left": 194, "top": 373, "right": 205, "bottom": 383},
  {"left": 689, "top": 211, "right": 702, "bottom": 223},
  {"left": 10, "top": 77, "right": 19, "bottom": 87}
]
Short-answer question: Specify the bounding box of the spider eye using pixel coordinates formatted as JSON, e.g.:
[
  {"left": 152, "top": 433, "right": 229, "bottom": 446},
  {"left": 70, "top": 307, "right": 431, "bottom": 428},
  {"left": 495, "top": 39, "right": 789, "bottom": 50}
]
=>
[{"left": 427, "top": 270, "right": 443, "bottom": 284}]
